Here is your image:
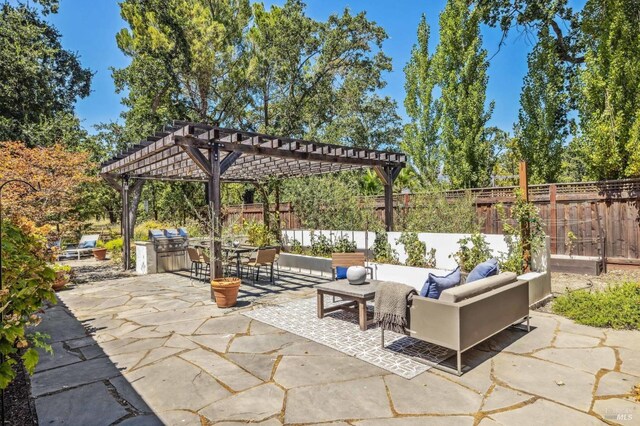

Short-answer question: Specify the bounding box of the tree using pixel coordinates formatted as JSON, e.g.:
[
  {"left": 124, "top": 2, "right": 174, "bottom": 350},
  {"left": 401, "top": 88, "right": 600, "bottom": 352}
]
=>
[
  {"left": 247, "top": 0, "right": 397, "bottom": 143},
  {"left": 0, "top": 1, "right": 92, "bottom": 147},
  {"left": 245, "top": 0, "right": 398, "bottom": 234},
  {"left": 477, "top": 0, "right": 584, "bottom": 65},
  {"left": 0, "top": 142, "right": 95, "bottom": 235},
  {"left": 513, "top": 28, "right": 569, "bottom": 184},
  {"left": 402, "top": 15, "right": 440, "bottom": 188},
  {"left": 577, "top": 0, "right": 640, "bottom": 179},
  {"left": 434, "top": 0, "right": 495, "bottom": 188},
  {"left": 282, "top": 174, "right": 378, "bottom": 230},
  {"left": 114, "top": 0, "right": 254, "bottom": 238},
  {"left": 115, "top": 0, "right": 252, "bottom": 130}
]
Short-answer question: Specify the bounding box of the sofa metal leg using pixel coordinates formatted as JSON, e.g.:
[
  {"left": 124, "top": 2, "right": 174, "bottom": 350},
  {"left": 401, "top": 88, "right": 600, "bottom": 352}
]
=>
[
  {"left": 527, "top": 316, "right": 530, "bottom": 332},
  {"left": 456, "top": 351, "right": 462, "bottom": 376},
  {"left": 381, "top": 328, "right": 385, "bottom": 348}
]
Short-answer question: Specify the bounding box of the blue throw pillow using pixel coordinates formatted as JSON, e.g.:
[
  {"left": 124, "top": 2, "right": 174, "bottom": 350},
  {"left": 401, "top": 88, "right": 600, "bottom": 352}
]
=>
[
  {"left": 336, "top": 266, "right": 348, "bottom": 279},
  {"left": 419, "top": 267, "right": 461, "bottom": 299},
  {"left": 79, "top": 240, "right": 97, "bottom": 249},
  {"left": 466, "top": 258, "right": 499, "bottom": 283}
]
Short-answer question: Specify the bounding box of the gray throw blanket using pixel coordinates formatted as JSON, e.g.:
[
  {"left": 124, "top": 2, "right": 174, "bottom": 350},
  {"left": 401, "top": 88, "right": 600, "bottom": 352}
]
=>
[{"left": 374, "top": 282, "right": 417, "bottom": 334}]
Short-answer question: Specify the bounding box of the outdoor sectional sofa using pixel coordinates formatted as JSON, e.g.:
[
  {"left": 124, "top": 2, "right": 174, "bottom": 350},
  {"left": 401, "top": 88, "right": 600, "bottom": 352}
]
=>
[{"left": 382, "top": 272, "right": 530, "bottom": 376}]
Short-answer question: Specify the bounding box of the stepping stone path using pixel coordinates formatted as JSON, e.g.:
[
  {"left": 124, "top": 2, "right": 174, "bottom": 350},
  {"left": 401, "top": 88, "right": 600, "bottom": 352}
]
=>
[{"left": 31, "top": 271, "right": 640, "bottom": 425}]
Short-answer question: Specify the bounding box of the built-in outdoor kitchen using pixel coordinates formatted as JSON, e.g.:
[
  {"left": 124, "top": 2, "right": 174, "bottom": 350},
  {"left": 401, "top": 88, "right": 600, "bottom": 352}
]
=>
[{"left": 135, "top": 228, "right": 190, "bottom": 274}]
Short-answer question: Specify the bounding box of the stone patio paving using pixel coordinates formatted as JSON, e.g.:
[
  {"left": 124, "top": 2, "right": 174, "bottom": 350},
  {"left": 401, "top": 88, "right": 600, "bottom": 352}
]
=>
[{"left": 31, "top": 270, "right": 639, "bottom": 425}]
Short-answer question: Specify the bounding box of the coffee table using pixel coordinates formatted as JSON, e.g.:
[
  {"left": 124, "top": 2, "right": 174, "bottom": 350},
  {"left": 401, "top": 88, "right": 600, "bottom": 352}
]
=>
[{"left": 316, "top": 280, "right": 383, "bottom": 331}]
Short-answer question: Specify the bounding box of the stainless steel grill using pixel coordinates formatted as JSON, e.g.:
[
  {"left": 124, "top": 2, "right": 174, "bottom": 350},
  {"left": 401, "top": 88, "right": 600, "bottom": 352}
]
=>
[{"left": 148, "top": 228, "right": 189, "bottom": 272}]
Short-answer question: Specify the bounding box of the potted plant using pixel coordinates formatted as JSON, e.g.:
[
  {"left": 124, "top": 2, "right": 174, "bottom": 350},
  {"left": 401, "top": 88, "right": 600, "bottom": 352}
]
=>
[
  {"left": 51, "top": 263, "right": 73, "bottom": 291},
  {"left": 93, "top": 240, "right": 107, "bottom": 260},
  {"left": 211, "top": 277, "right": 241, "bottom": 308}
]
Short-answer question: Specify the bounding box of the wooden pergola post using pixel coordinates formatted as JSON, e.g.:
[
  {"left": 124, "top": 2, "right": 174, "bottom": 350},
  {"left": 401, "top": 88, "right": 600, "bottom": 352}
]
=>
[
  {"left": 519, "top": 161, "right": 531, "bottom": 272},
  {"left": 122, "top": 175, "right": 130, "bottom": 270},
  {"left": 549, "top": 184, "right": 557, "bottom": 254},
  {"left": 208, "top": 143, "right": 223, "bottom": 287},
  {"left": 375, "top": 165, "right": 403, "bottom": 231}
]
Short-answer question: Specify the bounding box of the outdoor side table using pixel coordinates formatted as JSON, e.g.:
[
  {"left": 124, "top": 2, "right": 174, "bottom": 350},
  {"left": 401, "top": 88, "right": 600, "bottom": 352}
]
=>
[{"left": 315, "top": 279, "right": 384, "bottom": 331}]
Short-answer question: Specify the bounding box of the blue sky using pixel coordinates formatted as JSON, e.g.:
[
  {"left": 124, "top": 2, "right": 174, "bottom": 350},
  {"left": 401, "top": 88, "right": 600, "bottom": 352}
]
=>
[{"left": 47, "top": 0, "right": 578, "bottom": 134}]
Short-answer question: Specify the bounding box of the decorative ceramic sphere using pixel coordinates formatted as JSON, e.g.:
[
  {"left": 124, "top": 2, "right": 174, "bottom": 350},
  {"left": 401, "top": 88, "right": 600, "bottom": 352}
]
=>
[{"left": 346, "top": 266, "right": 367, "bottom": 285}]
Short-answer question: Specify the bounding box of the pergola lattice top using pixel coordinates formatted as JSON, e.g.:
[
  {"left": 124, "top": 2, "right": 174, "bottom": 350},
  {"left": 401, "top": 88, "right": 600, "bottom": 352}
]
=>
[
  {"left": 101, "top": 121, "right": 406, "bottom": 274},
  {"left": 100, "top": 121, "right": 406, "bottom": 181}
]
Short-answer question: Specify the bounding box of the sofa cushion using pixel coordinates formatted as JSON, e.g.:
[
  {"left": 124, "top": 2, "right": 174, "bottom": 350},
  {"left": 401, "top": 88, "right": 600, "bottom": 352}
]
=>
[
  {"left": 439, "top": 272, "right": 518, "bottom": 303},
  {"left": 336, "top": 266, "right": 348, "bottom": 279},
  {"left": 78, "top": 240, "right": 97, "bottom": 249},
  {"left": 467, "top": 258, "right": 499, "bottom": 283},
  {"left": 420, "top": 267, "right": 461, "bottom": 299}
]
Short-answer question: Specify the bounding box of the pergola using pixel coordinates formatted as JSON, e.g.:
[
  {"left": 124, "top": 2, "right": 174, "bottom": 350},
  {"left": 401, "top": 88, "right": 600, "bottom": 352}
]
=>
[{"left": 100, "top": 120, "right": 406, "bottom": 279}]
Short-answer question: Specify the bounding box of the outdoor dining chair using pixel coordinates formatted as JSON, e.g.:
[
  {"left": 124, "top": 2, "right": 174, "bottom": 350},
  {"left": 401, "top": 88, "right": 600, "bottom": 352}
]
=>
[
  {"left": 197, "top": 248, "right": 212, "bottom": 281},
  {"left": 187, "top": 247, "right": 207, "bottom": 281},
  {"left": 331, "top": 252, "right": 373, "bottom": 280},
  {"left": 241, "top": 248, "right": 277, "bottom": 283}
]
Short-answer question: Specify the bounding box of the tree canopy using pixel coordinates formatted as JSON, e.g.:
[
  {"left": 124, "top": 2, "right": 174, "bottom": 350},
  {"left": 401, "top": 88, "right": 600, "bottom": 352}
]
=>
[
  {"left": 0, "top": 1, "right": 92, "bottom": 147},
  {"left": 514, "top": 27, "right": 570, "bottom": 184},
  {"left": 402, "top": 15, "right": 440, "bottom": 188}
]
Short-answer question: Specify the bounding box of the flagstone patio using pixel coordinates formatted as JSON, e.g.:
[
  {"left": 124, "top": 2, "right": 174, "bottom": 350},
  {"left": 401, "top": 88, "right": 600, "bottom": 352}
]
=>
[{"left": 31, "top": 270, "right": 639, "bottom": 425}]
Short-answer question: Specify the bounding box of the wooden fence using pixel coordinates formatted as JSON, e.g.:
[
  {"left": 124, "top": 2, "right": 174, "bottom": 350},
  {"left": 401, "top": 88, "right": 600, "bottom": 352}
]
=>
[{"left": 223, "top": 178, "right": 640, "bottom": 264}]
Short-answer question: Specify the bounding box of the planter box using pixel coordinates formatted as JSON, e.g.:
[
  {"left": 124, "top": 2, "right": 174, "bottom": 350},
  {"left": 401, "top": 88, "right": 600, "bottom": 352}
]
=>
[{"left": 278, "top": 253, "right": 333, "bottom": 275}]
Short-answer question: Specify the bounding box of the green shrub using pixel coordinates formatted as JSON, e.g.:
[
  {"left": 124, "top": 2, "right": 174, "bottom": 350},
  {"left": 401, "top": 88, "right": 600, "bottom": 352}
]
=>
[
  {"left": 402, "top": 191, "right": 481, "bottom": 234},
  {"left": 552, "top": 282, "right": 640, "bottom": 329},
  {"left": 133, "top": 220, "right": 171, "bottom": 241},
  {"left": 310, "top": 233, "right": 333, "bottom": 257},
  {"left": 289, "top": 239, "right": 304, "bottom": 254},
  {"left": 244, "top": 221, "right": 277, "bottom": 247},
  {"left": 104, "top": 237, "right": 127, "bottom": 265},
  {"left": 104, "top": 237, "right": 123, "bottom": 252},
  {"left": 333, "top": 235, "right": 357, "bottom": 253},
  {"left": 426, "top": 248, "right": 436, "bottom": 268},
  {"left": 497, "top": 190, "right": 546, "bottom": 274},
  {"left": 1, "top": 219, "right": 56, "bottom": 389},
  {"left": 372, "top": 231, "right": 398, "bottom": 264},
  {"left": 182, "top": 220, "right": 205, "bottom": 238},
  {"left": 452, "top": 232, "right": 492, "bottom": 272},
  {"left": 396, "top": 232, "right": 431, "bottom": 267}
]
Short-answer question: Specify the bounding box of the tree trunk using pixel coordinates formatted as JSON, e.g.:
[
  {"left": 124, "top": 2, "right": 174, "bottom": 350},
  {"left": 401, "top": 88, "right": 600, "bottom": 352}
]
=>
[
  {"left": 107, "top": 208, "right": 116, "bottom": 224},
  {"left": 127, "top": 180, "right": 145, "bottom": 238},
  {"left": 254, "top": 182, "right": 270, "bottom": 232},
  {"left": 274, "top": 181, "right": 281, "bottom": 243}
]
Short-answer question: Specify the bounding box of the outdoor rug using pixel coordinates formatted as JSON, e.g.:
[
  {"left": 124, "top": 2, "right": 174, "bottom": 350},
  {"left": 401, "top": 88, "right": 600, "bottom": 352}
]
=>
[{"left": 243, "top": 297, "right": 454, "bottom": 379}]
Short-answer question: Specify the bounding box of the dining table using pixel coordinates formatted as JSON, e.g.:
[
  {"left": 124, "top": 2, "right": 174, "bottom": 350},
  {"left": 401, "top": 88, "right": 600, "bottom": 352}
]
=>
[{"left": 191, "top": 242, "right": 279, "bottom": 278}]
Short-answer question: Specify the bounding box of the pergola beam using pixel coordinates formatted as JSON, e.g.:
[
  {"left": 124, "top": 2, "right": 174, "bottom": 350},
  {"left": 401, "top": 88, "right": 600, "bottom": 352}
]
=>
[
  {"left": 220, "top": 151, "right": 242, "bottom": 175},
  {"left": 178, "top": 143, "right": 212, "bottom": 176},
  {"left": 175, "top": 134, "right": 397, "bottom": 169}
]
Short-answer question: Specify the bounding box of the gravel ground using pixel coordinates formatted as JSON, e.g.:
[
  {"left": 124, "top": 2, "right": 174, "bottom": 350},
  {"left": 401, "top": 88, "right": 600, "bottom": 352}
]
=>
[
  {"left": 60, "top": 257, "right": 134, "bottom": 286},
  {"left": 536, "top": 269, "right": 640, "bottom": 314},
  {"left": 4, "top": 353, "right": 38, "bottom": 426},
  {"left": 551, "top": 269, "right": 640, "bottom": 294}
]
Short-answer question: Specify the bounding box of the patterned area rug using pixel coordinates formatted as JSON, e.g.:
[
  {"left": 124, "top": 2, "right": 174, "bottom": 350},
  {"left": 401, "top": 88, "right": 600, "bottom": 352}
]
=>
[{"left": 243, "top": 297, "right": 454, "bottom": 379}]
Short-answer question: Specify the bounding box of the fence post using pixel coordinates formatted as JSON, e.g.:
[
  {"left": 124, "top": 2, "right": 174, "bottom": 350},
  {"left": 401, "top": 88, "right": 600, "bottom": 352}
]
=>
[
  {"left": 519, "top": 161, "right": 531, "bottom": 272},
  {"left": 549, "top": 184, "right": 557, "bottom": 254}
]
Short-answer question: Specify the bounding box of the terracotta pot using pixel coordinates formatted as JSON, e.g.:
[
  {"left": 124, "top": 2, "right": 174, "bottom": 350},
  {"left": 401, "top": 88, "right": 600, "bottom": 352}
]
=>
[
  {"left": 211, "top": 277, "right": 241, "bottom": 308},
  {"left": 92, "top": 247, "right": 108, "bottom": 260},
  {"left": 53, "top": 271, "right": 69, "bottom": 291}
]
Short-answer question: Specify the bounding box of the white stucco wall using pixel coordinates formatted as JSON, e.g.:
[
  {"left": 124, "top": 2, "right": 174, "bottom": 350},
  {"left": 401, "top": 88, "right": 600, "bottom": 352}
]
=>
[
  {"left": 282, "top": 229, "right": 510, "bottom": 271},
  {"left": 280, "top": 230, "right": 552, "bottom": 306}
]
